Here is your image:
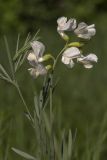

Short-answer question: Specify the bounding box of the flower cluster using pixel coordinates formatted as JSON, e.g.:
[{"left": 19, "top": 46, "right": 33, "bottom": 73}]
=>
[
  {"left": 57, "top": 16, "right": 98, "bottom": 69},
  {"left": 62, "top": 47, "right": 98, "bottom": 69},
  {"left": 27, "top": 16, "right": 98, "bottom": 78},
  {"left": 27, "top": 41, "right": 51, "bottom": 78},
  {"left": 57, "top": 17, "right": 96, "bottom": 40}
]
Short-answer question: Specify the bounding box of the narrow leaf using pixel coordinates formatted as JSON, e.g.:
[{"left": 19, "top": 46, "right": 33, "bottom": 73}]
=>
[
  {"left": 61, "top": 130, "right": 65, "bottom": 157},
  {"left": 73, "top": 128, "right": 77, "bottom": 145},
  {"left": 54, "top": 137, "right": 61, "bottom": 160},
  {"left": 32, "top": 29, "right": 40, "bottom": 41},
  {"left": 13, "top": 29, "right": 40, "bottom": 61},
  {"left": 13, "top": 43, "right": 30, "bottom": 61},
  {"left": 0, "top": 74, "right": 12, "bottom": 83},
  {"left": 14, "top": 55, "right": 22, "bottom": 72},
  {"left": 34, "top": 95, "right": 40, "bottom": 119},
  {"left": 4, "top": 36, "right": 14, "bottom": 79},
  {"left": 19, "top": 52, "right": 28, "bottom": 67},
  {"left": 39, "top": 90, "right": 43, "bottom": 109},
  {"left": 12, "top": 148, "right": 36, "bottom": 160},
  {"left": 43, "top": 111, "right": 51, "bottom": 135},
  {"left": 24, "top": 33, "right": 31, "bottom": 46},
  {"left": 15, "top": 52, "right": 27, "bottom": 72},
  {"left": 24, "top": 112, "right": 31, "bottom": 121},
  {"left": 16, "top": 34, "right": 20, "bottom": 54},
  {"left": 0, "top": 64, "right": 11, "bottom": 80},
  {"left": 68, "top": 129, "right": 72, "bottom": 159}
]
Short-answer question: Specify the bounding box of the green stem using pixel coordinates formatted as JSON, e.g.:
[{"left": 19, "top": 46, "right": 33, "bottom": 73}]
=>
[
  {"left": 14, "top": 81, "right": 33, "bottom": 123},
  {"left": 53, "top": 41, "right": 68, "bottom": 70},
  {"left": 48, "top": 42, "right": 69, "bottom": 160},
  {"left": 50, "top": 73, "right": 53, "bottom": 124},
  {"left": 45, "top": 41, "right": 69, "bottom": 116},
  {"left": 49, "top": 72, "right": 55, "bottom": 160}
]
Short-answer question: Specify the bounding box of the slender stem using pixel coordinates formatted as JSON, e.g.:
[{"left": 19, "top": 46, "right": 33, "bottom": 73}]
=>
[
  {"left": 53, "top": 41, "right": 68, "bottom": 70},
  {"left": 49, "top": 42, "right": 69, "bottom": 160},
  {"left": 38, "top": 120, "right": 44, "bottom": 160},
  {"left": 14, "top": 81, "right": 33, "bottom": 123},
  {"left": 49, "top": 41, "right": 69, "bottom": 120},
  {"left": 50, "top": 73, "right": 53, "bottom": 124},
  {"left": 49, "top": 72, "right": 55, "bottom": 160}
]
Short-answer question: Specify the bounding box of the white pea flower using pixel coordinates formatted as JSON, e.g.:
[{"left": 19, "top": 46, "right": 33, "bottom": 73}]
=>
[
  {"left": 57, "top": 17, "right": 76, "bottom": 31},
  {"left": 77, "top": 53, "right": 98, "bottom": 69},
  {"left": 74, "top": 22, "right": 96, "bottom": 39},
  {"left": 27, "top": 41, "right": 45, "bottom": 65},
  {"left": 28, "top": 64, "right": 47, "bottom": 78},
  {"left": 27, "top": 41, "right": 47, "bottom": 78},
  {"left": 62, "top": 47, "right": 81, "bottom": 68},
  {"left": 57, "top": 17, "right": 76, "bottom": 40}
]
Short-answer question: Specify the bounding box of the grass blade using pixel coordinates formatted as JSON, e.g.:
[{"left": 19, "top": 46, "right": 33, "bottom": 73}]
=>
[
  {"left": 15, "top": 52, "right": 27, "bottom": 72},
  {"left": 0, "top": 73, "right": 12, "bottom": 83},
  {"left": 13, "top": 29, "right": 40, "bottom": 61},
  {"left": 24, "top": 33, "right": 31, "bottom": 46},
  {"left": 12, "top": 148, "right": 36, "bottom": 160},
  {"left": 68, "top": 129, "right": 72, "bottom": 159},
  {"left": 4, "top": 36, "right": 14, "bottom": 79},
  {"left": 34, "top": 94, "right": 40, "bottom": 119},
  {"left": 14, "top": 55, "right": 22, "bottom": 72},
  {"left": 0, "top": 64, "right": 12, "bottom": 80},
  {"left": 43, "top": 111, "right": 51, "bottom": 135},
  {"left": 16, "top": 34, "right": 20, "bottom": 54}
]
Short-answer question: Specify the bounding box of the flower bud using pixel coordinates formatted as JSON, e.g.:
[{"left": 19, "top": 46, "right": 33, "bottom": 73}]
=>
[
  {"left": 45, "top": 65, "right": 52, "bottom": 71},
  {"left": 38, "top": 54, "right": 54, "bottom": 62},
  {"left": 58, "top": 31, "right": 69, "bottom": 41},
  {"left": 68, "top": 42, "right": 84, "bottom": 47}
]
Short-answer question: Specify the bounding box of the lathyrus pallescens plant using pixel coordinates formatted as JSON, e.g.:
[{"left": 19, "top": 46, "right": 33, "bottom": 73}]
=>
[{"left": 0, "top": 17, "right": 98, "bottom": 160}]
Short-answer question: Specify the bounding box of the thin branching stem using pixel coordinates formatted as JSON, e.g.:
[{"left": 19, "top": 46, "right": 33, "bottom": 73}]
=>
[
  {"left": 53, "top": 41, "right": 69, "bottom": 70},
  {"left": 46, "top": 41, "right": 69, "bottom": 160},
  {"left": 14, "top": 81, "right": 34, "bottom": 124},
  {"left": 44, "top": 41, "right": 69, "bottom": 122},
  {"left": 49, "top": 41, "right": 69, "bottom": 122}
]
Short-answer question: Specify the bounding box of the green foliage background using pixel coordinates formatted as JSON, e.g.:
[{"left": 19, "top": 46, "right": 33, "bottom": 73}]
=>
[{"left": 0, "top": 0, "right": 107, "bottom": 159}]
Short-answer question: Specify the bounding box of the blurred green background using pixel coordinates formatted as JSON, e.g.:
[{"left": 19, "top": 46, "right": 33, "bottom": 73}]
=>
[{"left": 0, "top": 0, "right": 107, "bottom": 159}]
